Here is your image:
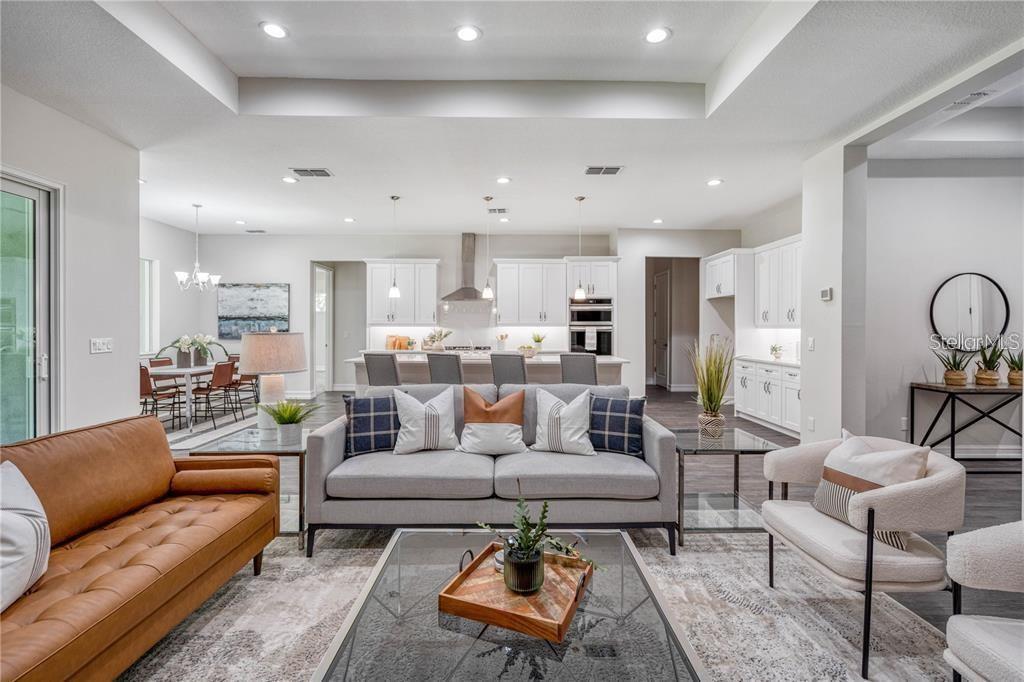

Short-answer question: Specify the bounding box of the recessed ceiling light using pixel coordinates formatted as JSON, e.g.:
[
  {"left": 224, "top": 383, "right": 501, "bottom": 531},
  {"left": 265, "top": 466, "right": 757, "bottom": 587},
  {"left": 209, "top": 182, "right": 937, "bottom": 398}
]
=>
[
  {"left": 499, "top": 217, "right": 510, "bottom": 223},
  {"left": 706, "top": 177, "right": 724, "bottom": 187},
  {"left": 282, "top": 176, "right": 298, "bottom": 184},
  {"left": 496, "top": 176, "right": 511, "bottom": 184},
  {"left": 652, "top": 218, "right": 663, "bottom": 224},
  {"left": 138, "top": 178, "right": 146, "bottom": 184},
  {"left": 645, "top": 27, "right": 671, "bottom": 44},
  {"left": 260, "top": 22, "right": 288, "bottom": 39},
  {"left": 235, "top": 220, "right": 246, "bottom": 225},
  {"left": 456, "top": 25, "right": 481, "bottom": 42},
  {"left": 343, "top": 217, "right": 355, "bottom": 223}
]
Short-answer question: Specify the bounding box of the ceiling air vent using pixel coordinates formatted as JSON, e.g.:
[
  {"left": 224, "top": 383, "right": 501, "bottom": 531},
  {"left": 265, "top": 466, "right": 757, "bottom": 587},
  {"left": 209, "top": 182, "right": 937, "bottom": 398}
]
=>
[
  {"left": 245, "top": 229, "right": 267, "bottom": 234},
  {"left": 487, "top": 208, "right": 509, "bottom": 214},
  {"left": 943, "top": 90, "right": 996, "bottom": 111},
  {"left": 289, "top": 168, "right": 334, "bottom": 178},
  {"left": 585, "top": 166, "right": 623, "bottom": 175}
]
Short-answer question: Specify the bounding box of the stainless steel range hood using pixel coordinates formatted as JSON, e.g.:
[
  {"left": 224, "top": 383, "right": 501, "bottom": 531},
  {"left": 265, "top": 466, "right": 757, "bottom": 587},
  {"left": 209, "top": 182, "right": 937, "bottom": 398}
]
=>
[{"left": 441, "top": 233, "right": 485, "bottom": 302}]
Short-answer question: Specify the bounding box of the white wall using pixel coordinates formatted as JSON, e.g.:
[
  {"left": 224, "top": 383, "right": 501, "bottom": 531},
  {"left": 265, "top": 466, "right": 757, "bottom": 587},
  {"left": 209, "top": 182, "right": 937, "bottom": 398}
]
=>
[
  {"left": 1, "top": 86, "right": 140, "bottom": 429},
  {"left": 864, "top": 161, "right": 1023, "bottom": 453},
  {"left": 615, "top": 228, "right": 742, "bottom": 394},
  {"left": 740, "top": 195, "right": 802, "bottom": 248},
  {"left": 330, "top": 261, "right": 366, "bottom": 389},
  {"left": 139, "top": 217, "right": 200, "bottom": 349}
]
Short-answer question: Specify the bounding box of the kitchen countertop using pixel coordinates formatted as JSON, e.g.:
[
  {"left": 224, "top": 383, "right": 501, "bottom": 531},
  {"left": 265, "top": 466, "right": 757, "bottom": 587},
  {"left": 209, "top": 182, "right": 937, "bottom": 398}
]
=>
[
  {"left": 734, "top": 355, "right": 801, "bottom": 369},
  {"left": 346, "top": 351, "right": 629, "bottom": 365}
]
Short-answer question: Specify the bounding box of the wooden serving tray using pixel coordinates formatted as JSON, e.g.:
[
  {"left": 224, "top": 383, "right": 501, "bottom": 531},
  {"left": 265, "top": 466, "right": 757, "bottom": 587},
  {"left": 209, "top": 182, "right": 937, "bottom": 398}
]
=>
[{"left": 438, "top": 541, "right": 594, "bottom": 643}]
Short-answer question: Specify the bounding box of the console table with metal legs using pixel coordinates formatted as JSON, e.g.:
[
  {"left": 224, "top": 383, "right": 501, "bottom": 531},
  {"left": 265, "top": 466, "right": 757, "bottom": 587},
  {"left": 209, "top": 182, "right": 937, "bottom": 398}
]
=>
[{"left": 909, "top": 382, "right": 1022, "bottom": 475}]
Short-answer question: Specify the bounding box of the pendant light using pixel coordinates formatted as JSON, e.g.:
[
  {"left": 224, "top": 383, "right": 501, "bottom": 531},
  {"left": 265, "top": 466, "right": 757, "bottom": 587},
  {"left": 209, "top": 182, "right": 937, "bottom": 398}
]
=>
[
  {"left": 388, "top": 195, "right": 401, "bottom": 298},
  {"left": 573, "top": 196, "right": 587, "bottom": 301},
  {"left": 481, "top": 196, "right": 495, "bottom": 301},
  {"left": 174, "top": 204, "right": 221, "bottom": 292}
]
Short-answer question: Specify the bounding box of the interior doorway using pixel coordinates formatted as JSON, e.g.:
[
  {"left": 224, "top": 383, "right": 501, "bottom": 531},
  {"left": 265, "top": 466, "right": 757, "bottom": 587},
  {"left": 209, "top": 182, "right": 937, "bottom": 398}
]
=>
[
  {"left": 311, "top": 263, "right": 333, "bottom": 396},
  {"left": 645, "top": 257, "right": 701, "bottom": 393},
  {"left": 653, "top": 270, "right": 671, "bottom": 388}
]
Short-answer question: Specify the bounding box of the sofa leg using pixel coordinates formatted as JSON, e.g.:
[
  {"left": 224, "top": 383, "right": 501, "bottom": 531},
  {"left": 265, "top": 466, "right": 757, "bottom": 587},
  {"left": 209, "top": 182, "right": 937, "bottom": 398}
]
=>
[
  {"left": 951, "top": 579, "right": 961, "bottom": 616},
  {"left": 768, "top": 534, "right": 775, "bottom": 588},
  {"left": 306, "top": 526, "right": 316, "bottom": 558},
  {"left": 952, "top": 672, "right": 962, "bottom": 682},
  {"left": 253, "top": 550, "right": 263, "bottom": 576},
  {"left": 862, "top": 508, "right": 875, "bottom": 680},
  {"left": 666, "top": 524, "right": 677, "bottom": 556}
]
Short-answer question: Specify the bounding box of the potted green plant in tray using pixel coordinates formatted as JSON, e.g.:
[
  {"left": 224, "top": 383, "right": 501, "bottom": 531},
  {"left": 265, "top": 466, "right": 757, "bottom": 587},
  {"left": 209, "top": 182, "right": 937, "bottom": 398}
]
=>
[
  {"left": 1004, "top": 348, "right": 1022, "bottom": 387},
  {"left": 259, "top": 400, "right": 321, "bottom": 445},
  {"left": 479, "top": 498, "right": 591, "bottom": 594},
  {"left": 687, "top": 336, "right": 734, "bottom": 437},
  {"left": 933, "top": 348, "right": 973, "bottom": 386},
  {"left": 531, "top": 333, "right": 546, "bottom": 352},
  {"left": 974, "top": 343, "right": 1002, "bottom": 386}
]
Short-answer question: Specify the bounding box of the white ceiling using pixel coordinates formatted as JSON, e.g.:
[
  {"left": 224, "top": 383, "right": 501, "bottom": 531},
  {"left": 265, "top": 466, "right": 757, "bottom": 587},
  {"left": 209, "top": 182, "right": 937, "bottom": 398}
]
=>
[{"left": 3, "top": 1, "right": 1023, "bottom": 235}]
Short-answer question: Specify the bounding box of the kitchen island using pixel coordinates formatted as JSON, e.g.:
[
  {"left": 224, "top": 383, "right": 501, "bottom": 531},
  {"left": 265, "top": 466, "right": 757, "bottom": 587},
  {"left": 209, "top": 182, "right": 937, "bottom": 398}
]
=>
[{"left": 345, "top": 350, "right": 629, "bottom": 392}]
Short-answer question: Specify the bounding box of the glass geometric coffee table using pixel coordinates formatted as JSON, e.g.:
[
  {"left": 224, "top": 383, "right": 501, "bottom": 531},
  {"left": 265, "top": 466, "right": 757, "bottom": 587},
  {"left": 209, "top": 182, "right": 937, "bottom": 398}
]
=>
[
  {"left": 672, "top": 428, "right": 781, "bottom": 541},
  {"left": 312, "top": 529, "right": 706, "bottom": 681}
]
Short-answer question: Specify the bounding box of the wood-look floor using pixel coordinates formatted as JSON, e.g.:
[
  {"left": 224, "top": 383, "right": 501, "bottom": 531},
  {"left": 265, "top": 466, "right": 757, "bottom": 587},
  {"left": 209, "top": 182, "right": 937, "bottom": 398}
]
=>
[{"left": 297, "top": 386, "right": 1021, "bottom": 631}]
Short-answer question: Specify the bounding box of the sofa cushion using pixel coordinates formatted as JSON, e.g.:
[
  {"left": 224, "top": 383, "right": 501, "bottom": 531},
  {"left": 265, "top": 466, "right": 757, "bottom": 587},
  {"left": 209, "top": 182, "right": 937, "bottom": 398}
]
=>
[
  {"left": 367, "top": 384, "right": 497, "bottom": 438},
  {"left": 532, "top": 388, "right": 595, "bottom": 456},
  {"left": 946, "top": 614, "right": 1024, "bottom": 682},
  {"left": 761, "top": 500, "right": 946, "bottom": 584},
  {"left": 499, "top": 384, "right": 629, "bottom": 445},
  {"left": 325, "top": 450, "right": 495, "bottom": 499},
  {"left": 343, "top": 395, "right": 400, "bottom": 457},
  {"left": 589, "top": 395, "right": 646, "bottom": 457},
  {"left": 457, "top": 388, "right": 528, "bottom": 456},
  {"left": 393, "top": 387, "right": 459, "bottom": 454},
  {"left": 0, "top": 492, "right": 275, "bottom": 680},
  {"left": 0, "top": 416, "right": 176, "bottom": 546},
  {"left": 493, "top": 450, "right": 659, "bottom": 500},
  {"left": 1, "top": 462, "right": 50, "bottom": 612}
]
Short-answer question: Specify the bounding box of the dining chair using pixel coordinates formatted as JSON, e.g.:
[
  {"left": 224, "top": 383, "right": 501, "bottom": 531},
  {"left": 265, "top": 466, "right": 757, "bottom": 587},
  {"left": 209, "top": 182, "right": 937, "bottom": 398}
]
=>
[
  {"left": 427, "top": 352, "right": 464, "bottom": 384},
  {"left": 364, "top": 352, "right": 402, "bottom": 386},
  {"left": 192, "top": 360, "right": 240, "bottom": 429},
  {"left": 148, "top": 356, "right": 184, "bottom": 391},
  {"left": 139, "top": 365, "right": 181, "bottom": 429},
  {"left": 229, "top": 353, "right": 259, "bottom": 413},
  {"left": 491, "top": 351, "right": 527, "bottom": 386},
  {"left": 560, "top": 352, "right": 598, "bottom": 385}
]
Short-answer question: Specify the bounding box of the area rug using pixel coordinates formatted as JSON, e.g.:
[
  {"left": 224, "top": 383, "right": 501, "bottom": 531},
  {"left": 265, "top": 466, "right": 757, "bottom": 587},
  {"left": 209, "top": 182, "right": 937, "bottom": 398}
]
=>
[
  {"left": 165, "top": 415, "right": 258, "bottom": 452},
  {"left": 121, "top": 529, "right": 949, "bottom": 681}
]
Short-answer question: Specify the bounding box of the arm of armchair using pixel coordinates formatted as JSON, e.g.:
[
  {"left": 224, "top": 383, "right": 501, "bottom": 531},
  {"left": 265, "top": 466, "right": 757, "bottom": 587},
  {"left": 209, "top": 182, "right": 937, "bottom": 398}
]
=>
[
  {"left": 946, "top": 521, "right": 1024, "bottom": 592},
  {"left": 763, "top": 439, "right": 839, "bottom": 484},
  {"left": 642, "top": 416, "right": 678, "bottom": 524},
  {"left": 304, "top": 416, "right": 347, "bottom": 524},
  {"left": 847, "top": 453, "right": 965, "bottom": 533}
]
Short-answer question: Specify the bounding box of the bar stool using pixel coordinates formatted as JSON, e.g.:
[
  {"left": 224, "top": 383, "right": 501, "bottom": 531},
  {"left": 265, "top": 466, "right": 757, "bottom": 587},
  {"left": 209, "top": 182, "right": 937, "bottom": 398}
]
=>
[
  {"left": 560, "top": 352, "right": 598, "bottom": 385},
  {"left": 364, "top": 352, "right": 401, "bottom": 386},
  {"left": 427, "top": 353, "right": 464, "bottom": 385},
  {"left": 491, "top": 351, "right": 527, "bottom": 386}
]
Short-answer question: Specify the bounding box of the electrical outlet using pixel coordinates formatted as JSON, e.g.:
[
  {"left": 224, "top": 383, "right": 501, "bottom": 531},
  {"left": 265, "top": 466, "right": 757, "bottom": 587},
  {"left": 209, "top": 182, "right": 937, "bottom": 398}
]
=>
[
  {"left": 89, "top": 338, "right": 113, "bottom": 354},
  {"left": 807, "top": 416, "right": 815, "bottom": 432},
  {"left": 807, "top": 336, "right": 815, "bottom": 351},
  {"left": 900, "top": 417, "right": 908, "bottom": 432}
]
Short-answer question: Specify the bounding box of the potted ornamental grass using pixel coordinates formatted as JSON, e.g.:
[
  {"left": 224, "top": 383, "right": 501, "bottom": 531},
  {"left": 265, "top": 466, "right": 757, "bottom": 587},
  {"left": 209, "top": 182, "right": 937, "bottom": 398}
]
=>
[
  {"left": 974, "top": 344, "right": 1002, "bottom": 386},
  {"left": 1004, "top": 349, "right": 1022, "bottom": 387},
  {"left": 688, "top": 336, "right": 734, "bottom": 438},
  {"left": 479, "top": 497, "right": 592, "bottom": 594},
  {"left": 259, "top": 400, "right": 321, "bottom": 445},
  {"left": 933, "top": 348, "right": 974, "bottom": 386}
]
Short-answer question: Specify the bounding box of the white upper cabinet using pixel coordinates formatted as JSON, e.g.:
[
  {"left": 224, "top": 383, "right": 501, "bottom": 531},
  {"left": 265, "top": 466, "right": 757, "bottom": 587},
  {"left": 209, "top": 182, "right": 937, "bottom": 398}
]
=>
[
  {"left": 542, "top": 263, "right": 567, "bottom": 325},
  {"left": 566, "top": 259, "right": 616, "bottom": 299},
  {"left": 705, "top": 253, "right": 735, "bottom": 299},
  {"left": 779, "top": 242, "right": 801, "bottom": 327},
  {"left": 517, "top": 263, "right": 545, "bottom": 323},
  {"left": 754, "top": 237, "right": 799, "bottom": 328},
  {"left": 365, "top": 260, "right": 438, "bottom": 325},
  {"left": 495, "top": 262, "right": 520, "bottom": 324},
  {"left": 495, "top": 260, "right": 568, "bottom": 325}
]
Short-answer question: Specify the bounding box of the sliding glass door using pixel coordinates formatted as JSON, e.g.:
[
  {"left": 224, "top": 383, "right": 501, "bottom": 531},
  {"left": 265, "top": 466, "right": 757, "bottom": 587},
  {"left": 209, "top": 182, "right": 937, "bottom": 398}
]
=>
[{"left": 1, "top": 178, "right": 50, "bottom": 444}]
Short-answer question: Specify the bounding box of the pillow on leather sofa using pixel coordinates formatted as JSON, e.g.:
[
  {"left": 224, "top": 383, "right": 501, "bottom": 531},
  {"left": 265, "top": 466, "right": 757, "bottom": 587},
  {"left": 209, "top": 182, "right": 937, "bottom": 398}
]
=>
[{"left": 1, "top": 461, "right": 50, "bottom": 612}]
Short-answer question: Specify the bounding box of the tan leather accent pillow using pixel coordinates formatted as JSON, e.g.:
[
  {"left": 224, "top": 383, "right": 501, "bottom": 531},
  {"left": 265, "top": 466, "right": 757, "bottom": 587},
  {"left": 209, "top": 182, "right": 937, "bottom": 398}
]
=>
[
  {"left": 463, "top": 387, "right": 524, "bottom": 424},
  {"left": 170, "top": 468, "right": 277, "bottom": 495}
]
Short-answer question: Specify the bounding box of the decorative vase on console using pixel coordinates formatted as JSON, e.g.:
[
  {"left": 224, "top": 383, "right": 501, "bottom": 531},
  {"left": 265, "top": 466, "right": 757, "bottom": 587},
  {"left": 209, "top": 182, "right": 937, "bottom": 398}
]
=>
[{"left": 688, "top": 336, "right": 733, "bottom": 438}]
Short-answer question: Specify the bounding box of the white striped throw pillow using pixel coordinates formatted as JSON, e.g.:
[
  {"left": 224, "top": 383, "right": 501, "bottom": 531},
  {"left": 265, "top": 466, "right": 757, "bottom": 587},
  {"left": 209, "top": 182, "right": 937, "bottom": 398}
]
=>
[
  {"left": 532, "top": 389, "right": 595, "bottom": 455},
  {"left": 392, "top": 387, "right": 459, "bottom": 454}
]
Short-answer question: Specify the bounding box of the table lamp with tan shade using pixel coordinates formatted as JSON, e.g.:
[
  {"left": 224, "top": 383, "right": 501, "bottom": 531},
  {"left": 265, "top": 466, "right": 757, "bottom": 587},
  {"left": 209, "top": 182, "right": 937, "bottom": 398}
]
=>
[{"left": 239, "top": 331, "right": 307, "bottom": 440}]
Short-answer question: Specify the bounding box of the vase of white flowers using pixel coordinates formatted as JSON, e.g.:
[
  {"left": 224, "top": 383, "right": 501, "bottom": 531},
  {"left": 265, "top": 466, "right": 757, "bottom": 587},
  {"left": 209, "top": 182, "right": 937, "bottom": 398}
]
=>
[
  {"left": 190, "top": 334, "right": 224, "bottom": 367},
  {"left": 173, "top": 335, "right": 193, "bottom": 368}
]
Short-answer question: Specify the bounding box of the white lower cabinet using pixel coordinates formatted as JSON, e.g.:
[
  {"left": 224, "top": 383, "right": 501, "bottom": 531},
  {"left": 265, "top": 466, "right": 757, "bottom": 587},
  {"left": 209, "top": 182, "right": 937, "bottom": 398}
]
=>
[{"left": 734, "top": 359, "right": 799, "bottom": 435}]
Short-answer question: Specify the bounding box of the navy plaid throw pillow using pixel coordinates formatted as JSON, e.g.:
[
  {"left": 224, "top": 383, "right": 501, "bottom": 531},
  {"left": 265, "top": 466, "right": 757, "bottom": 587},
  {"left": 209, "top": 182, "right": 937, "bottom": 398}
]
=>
[
  {"left": 343, "top": 395, "right": 400, "bottom": 457},
  {"left": 589, "top": 395, "right": 646, "bottom": 457}
]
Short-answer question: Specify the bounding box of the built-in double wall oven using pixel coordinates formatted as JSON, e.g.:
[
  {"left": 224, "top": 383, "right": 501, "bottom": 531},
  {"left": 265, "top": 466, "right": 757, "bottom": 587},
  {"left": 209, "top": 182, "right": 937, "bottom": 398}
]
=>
[{"left": 569, "top": 298, "right": 614, "bottom": 355}]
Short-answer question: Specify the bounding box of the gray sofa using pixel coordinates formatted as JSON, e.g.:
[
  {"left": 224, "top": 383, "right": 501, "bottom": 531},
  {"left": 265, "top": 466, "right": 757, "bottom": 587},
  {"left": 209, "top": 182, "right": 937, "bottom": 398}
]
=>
[{"left": 304, "top": 383, "right": 679, "bottom": 556}]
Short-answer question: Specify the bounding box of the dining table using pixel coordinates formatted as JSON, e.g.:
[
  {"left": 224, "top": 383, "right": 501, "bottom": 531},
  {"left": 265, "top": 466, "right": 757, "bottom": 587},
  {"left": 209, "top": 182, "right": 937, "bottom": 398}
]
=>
[{"left": 148, "top": 365, "right": 213, "bottom": 432}]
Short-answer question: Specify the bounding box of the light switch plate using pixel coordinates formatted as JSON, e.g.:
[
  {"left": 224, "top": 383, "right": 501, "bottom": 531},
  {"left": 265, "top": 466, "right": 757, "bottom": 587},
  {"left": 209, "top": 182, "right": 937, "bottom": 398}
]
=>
[
  {"left": 807, "top": 416, "right": 815, "bottom": 432},
  {"left": 90, "top": 337, "right": 113, "bottom": 354},
  {"left": 807, "top": 336, "right": 815, "bottom": 351}
]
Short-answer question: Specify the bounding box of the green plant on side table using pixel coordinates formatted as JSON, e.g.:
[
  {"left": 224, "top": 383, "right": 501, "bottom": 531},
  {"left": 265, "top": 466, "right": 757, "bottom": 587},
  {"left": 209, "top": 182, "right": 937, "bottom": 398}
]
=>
[
  {"left": 974, "top": 343, "right": 1002, "bottom": 386},
  {"left": 933, "top": 348, "right": 974, "bottom": 386},
  {"left": 1004, "top": 348, "right": 1022, "bottom": 387},
  {"left": 479, "top": 497, "right": 593, "bottom": 594},
  {"left": 259, "top": 400, "right": 321, "bottom": 446},
  {"left": 687, "top": 336, "right": 734, "bottom": 438}
]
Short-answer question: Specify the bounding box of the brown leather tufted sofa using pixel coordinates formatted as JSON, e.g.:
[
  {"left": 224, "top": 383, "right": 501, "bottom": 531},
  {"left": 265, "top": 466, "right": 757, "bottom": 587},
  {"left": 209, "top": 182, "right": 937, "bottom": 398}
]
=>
[{"left": 0, "top": 415, "right": 279, "bottom": 681}]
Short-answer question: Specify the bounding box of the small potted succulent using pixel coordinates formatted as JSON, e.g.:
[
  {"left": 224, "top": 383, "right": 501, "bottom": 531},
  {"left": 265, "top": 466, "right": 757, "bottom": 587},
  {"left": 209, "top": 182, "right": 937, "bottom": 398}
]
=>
[
  {"left": 259, "top": 400, "right": 321, "bottom": 445},
  {"left": 770, "top": 344, "right": 783, "bottom": 361},
  {"left": 424, "top": 327, "right": 453, "bottom": 351},
  {"left": 1004, "top": 349, "right": 1022, "bottom": 387},
  {"left": 479, "top": 496, "right": 592, "bottom": 594},
  {"left": 933, "top": 348, "right": 974, "bottom": 386},
  {"left": 688, "top": 336, "right": 734, "bottom": 438},
  {"left": 974, "top": 344, "right": 1002, "bottom": 386},
  {"left": 531, "top": 332, "right": 546, "bottom": 352}
]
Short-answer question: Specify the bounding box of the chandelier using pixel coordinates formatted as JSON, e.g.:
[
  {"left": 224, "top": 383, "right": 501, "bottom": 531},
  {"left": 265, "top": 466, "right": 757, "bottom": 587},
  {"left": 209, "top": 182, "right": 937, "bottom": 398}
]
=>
[{"left": 175, "top": 204, "right": 221, "bottom": 292}]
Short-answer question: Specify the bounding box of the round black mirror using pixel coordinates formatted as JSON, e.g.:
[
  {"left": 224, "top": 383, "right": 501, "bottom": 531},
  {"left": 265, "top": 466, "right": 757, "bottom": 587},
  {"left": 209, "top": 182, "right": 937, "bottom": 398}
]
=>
[{"left": 930, "top": 272, "right": 1009, "bottom": 350}]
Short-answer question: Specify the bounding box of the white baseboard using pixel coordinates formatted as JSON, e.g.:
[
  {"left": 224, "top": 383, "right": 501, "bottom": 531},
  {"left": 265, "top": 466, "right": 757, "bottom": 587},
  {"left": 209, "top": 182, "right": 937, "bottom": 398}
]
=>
[
  {"left": 331, "top": 383, "right": 356, "bottom": 392},
  {"left": 286, "top": 390, "right": 315, "bottom": 400},
  {"left": 669, "top": 384, "right": 697, "bottom": 393}
]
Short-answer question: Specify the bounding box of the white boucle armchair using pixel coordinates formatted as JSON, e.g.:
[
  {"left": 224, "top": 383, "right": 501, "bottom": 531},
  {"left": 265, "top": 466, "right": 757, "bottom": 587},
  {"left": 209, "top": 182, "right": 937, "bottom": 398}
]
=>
[
  {"left": 761, "top": 437, "right": 967, "bottom": 679},
  {"left": 944, "top": 521, "right": 1024, "bottom": 682}
]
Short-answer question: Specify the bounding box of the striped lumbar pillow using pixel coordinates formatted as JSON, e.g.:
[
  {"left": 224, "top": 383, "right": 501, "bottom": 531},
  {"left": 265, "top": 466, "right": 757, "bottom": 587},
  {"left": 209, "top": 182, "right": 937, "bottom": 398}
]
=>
[
  {"left": 533, "top": 388, "right": 595, "bottom": 455},
  {"left": 812, "top": 431, "right": 929, "bottom": 550},
  {"left": 457, "top": 387, "right": 527, "bottom": 455},
  {"left": 392, "top": 387, "right": 458, "bottom": 454}
]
